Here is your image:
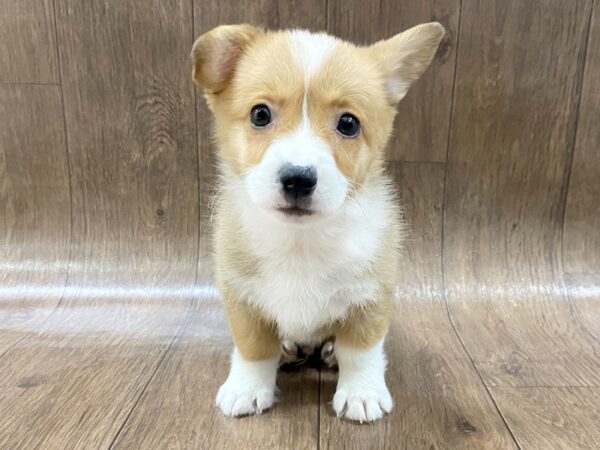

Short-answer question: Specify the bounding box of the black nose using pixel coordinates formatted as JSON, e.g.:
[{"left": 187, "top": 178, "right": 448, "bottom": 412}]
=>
[{"left": 279, "top": 164, "right": 317, "bottom": 199}]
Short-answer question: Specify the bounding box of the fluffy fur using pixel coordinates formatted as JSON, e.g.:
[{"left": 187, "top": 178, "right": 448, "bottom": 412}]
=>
[{"left": 192, "top": 23, "right": 444, "bottom": 422}]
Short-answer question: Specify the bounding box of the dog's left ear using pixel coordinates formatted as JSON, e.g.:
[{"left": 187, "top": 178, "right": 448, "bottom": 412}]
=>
[
  {"left": 191, "top": 24, "right": 262, "bottom": 94},
  {"left": 370, "top": 22, "right": 445, "bottom": 104}
]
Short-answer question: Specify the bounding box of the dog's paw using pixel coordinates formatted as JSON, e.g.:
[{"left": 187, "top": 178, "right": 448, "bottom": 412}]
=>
[
  {"left": 216, "top": 381, "right": 276, "bottom": 417},
  {"left": 280, "top": 340, "right": 316, "bottom": 365},
  {"left": 332, "top": 385, "right": 393, "bottom": 423},
  {"left": 321, "top": 340, "right": 337, "bottom": 368}
]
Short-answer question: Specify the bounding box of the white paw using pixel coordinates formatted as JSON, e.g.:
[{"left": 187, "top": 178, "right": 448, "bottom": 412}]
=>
[
  {"left": 216, "top": 380, "right": 276, "bottom": 416},
  {"left": 217, "top": 349, "right": 279, "bottom": 417},
  {"left": 333, "top": 385, "right": 393, "bottom": 422},
  {"left": 332, "top": 339, "right": 392, "bottom": 422}
]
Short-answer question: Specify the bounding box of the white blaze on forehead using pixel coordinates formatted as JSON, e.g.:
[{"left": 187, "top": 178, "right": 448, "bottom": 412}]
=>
[
  {"left": 287, "top": 31, "right": 336, "bottom": 132},
  {"left": 287, "top": 30, "right": 337, "bottom": 80}
]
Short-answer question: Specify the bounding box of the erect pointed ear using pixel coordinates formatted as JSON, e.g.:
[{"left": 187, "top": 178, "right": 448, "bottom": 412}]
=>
[
  {"left": 370, "top": 22, "right": 445, "bottom": 104},
  {"left": 191, "top": 24, "right": 262, "bottom": 93}
]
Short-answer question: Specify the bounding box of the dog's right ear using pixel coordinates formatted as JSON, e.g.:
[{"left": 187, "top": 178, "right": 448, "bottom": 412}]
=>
[
  {"left": 191, "top": 24, "right": 262, "bottom": 94},
  {"left": 369, "top": 22, "right": 445, "bottom": 104}
]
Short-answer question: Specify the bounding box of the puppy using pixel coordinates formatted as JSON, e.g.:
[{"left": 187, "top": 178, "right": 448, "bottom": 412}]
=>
[{"left": 191, "top": 23, "right": 444, "bottom": 422}]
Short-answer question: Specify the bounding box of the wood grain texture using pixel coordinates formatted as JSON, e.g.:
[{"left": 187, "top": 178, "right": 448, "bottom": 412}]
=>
[
  {"left": 1, "top": 0, "right": 600, "bottom": 447},
  {"left": 564, "top": 3, "right": 600, "bottom": 273},
  {"left": 492, "top": 387, "right": 600, "bottom": 449},
  {"left": 444, "top": 0, "right": 600, "bottom": 387},
  {"left": 112, "top": 293, "right": 319, "bottom": 450},
  {"left": 327, "top": 0, "right": 459, "bottom": 162},
  {"left": 0, "top": 85, "right": 70, "bottom": 353},
  {"left": 565, "top": 273, "right": 600, "bottom": 342},
  {"left": 319, "top": 164, "right": 517, "bottom": 450},
  {"left": 0, "top": 0, "right": 58, "bottom": 83},
  {"left": 0, "top": 1, "right": 198, "bottom": 448}
]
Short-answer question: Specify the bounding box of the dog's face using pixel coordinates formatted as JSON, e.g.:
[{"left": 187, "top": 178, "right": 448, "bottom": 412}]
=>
[{"left": 192, "top": 24, "right": 444, "bottom": 223}]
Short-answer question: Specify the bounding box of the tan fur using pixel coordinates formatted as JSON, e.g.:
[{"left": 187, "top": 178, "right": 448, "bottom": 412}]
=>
[
  {"left": 220, "top": 283, "right": 281, "bottom": 361},
  {"left": 191, "top": 24, "right": 262, "bottom": 94},
  {"left": 192, "top": 23, "right": 443, "bottom": 361},
  {"left": 334, "top": 224, "right": 401, "bottom": 349},
  {"left": 201, "top": 32, "right": 305, "bottom": 175}
]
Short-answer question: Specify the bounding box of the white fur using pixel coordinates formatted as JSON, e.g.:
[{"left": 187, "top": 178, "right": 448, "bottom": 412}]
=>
[
  {"left": 386, "top": 76, "right": 410, "bottom": 103},
  {"left": 288, "top": 31, "right": 336, "bottom": 79},
  {"left": 229, "top": 176, "right": 391, "bottom": 343},
  {"left": 333, "top": 339, "right": 393, "bottom": 422},
  {"left": 244, "top": 124, "right": 348, "bottom": 216},
  {"left": 240, "top": 31, "right": 389, "bottom": 344},
  {"left": 216, "top": 348, "right": 279, "bottom": 416}
]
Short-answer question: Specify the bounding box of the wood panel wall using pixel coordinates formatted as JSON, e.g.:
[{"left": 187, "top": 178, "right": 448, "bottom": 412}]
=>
[{"left": 1, "top": 0, "right": 599, "bottom": 448}]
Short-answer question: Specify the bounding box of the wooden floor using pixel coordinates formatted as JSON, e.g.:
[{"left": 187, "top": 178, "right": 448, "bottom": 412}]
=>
[{"left": 1, "top": 1, "right": 600, "bottom": 449}]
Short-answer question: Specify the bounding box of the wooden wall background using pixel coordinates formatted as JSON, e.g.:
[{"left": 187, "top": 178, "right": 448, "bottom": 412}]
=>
[{"left": 1, "top": 0, "right": 599, "bottom": 449}]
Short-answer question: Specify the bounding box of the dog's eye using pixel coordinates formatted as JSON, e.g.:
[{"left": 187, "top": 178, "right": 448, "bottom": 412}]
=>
[
  {"left": 250, "top": 104, "right": 272, "bottom": 128},
  {"left": 336, "top": 113, "right": 360, "bottom": 138}
]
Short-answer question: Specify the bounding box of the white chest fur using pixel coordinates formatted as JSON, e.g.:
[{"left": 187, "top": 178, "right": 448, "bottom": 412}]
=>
[{"left": 229, "top": 183, "right": 392, "bottom": 343}]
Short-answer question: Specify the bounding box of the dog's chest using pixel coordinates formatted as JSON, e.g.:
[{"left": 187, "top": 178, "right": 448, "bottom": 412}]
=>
[
  {"left": 229, "top": 183, "right": 392, "bottom": 342},
  {"left": 242, "top": 228, "right": 381, "bottom": 342}
]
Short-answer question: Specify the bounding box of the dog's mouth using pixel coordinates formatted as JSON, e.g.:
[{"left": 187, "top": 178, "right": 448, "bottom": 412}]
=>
[{"left": 277, "top": 206, "right": 313, "bottom": 217}]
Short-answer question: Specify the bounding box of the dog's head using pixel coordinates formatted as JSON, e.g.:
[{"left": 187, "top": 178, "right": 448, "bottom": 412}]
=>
[{"left": 192, "top": 24, "right": 444, "bottom": 223}]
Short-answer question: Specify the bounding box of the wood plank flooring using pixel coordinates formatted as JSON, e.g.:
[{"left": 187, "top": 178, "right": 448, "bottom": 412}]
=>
[{"left": 1, "top": 0, "right": 599, "bottom": 449}]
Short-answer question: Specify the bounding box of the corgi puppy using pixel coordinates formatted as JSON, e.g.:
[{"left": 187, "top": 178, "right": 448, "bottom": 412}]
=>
[{"left": 191, "top": 22, "right": 444, "bottom": 422}]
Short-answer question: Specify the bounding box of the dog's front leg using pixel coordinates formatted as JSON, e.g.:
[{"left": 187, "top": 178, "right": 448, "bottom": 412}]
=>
[
  {"left": 333, "top": 300, "right": 393, "bottom": 422},
  {"left": 216, "top": 295, "right": 280, "bottom": 417}
]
